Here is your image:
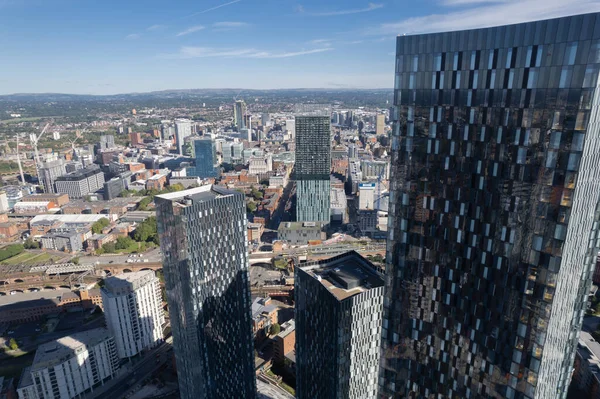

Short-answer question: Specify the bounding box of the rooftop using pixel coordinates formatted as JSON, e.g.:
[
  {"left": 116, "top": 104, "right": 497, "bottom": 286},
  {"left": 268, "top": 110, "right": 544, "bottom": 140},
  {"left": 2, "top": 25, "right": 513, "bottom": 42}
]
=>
[
  {"left": 278, "top": 222, "right": 325, "bottom": 231},
  {"left": 277, "top": 319, "right": 295, "bottom": 339},
  {"left": 32, "top": 328, "right": 112, "bottom": 372},
  {"left": 156, "top": 184, "right": 239, "bottom": 206},
  {"left": 17, "top": 366, "right": 34, "bottom": 390},
  {"left": 299, "top": 251, "right": 384, "bottom": 301},
  {"left": 30, "top": 214, "right": 110, "bottom": 225},
  {"left": 55, "top": 167, "right": 102, "bottom": 182},
  {"left": 104, "top": 270, "right": 156, "bottom": 294}
]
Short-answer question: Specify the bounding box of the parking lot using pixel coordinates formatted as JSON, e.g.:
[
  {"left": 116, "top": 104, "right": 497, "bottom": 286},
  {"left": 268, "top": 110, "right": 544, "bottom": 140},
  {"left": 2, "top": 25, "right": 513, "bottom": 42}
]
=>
[{"left": 250, "top": 265, "right": 284, "bottom": 288}]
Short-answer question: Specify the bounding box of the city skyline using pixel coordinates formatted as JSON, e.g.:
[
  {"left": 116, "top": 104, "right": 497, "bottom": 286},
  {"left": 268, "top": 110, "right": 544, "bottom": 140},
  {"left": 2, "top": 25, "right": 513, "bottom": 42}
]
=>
[{"left": 3, "top": 1, "right": 600, "bottom": 95}]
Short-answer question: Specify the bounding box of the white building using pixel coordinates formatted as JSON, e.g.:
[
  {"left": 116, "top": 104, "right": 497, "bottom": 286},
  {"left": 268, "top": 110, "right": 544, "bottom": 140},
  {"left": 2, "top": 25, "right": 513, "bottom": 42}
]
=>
[
  {"left": 358, "top": 182, "right": 377, "bottom": 210},
  {"left": 248, "top": 154, "right": 272, "bottom": 175},
  {"left": 175, "top": 120, "right": 193, "bottom": 155},
  {"left": 101, "top": 270, "right": 164, "bottom": 359},
  {"left": 17, "top": 328, "right": 119, "bottom": 399},
  {"left": 285, "top": 119, "right": 295, "bottom": 140},
  {"left": 52, "top": 131, "right": 61, "bottom": 140},
  {"left": 0, "top": 191, "right": 9, "bottom": 213}
]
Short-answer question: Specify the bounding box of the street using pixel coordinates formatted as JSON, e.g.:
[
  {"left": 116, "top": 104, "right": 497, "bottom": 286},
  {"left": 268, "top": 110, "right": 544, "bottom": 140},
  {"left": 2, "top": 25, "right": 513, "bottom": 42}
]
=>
[
  {"left": 86, "top": 337, "right": 173, "bottom": 399},
  {"left": 83, "top": 248, "right": 162, "bottom": 267}
]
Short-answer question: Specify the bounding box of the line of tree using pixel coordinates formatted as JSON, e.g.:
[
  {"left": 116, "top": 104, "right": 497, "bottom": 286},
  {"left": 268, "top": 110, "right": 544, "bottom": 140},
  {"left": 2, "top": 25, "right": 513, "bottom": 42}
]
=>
[{"left": 91, "top": 218, "right": 110, "bottom": 234}]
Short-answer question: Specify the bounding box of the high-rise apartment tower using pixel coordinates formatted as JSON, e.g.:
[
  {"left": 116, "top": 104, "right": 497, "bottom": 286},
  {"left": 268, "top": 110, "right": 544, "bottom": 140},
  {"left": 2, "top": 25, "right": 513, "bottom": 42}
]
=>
[
  {"left": 380, "top": 13, "right": 600, "bottom": 399},
  {"left": 295, "top": 114, "right": 331, "bottom": 222},
  {"left": 155, "top": 186, "right": 255, "bottom": 399}
]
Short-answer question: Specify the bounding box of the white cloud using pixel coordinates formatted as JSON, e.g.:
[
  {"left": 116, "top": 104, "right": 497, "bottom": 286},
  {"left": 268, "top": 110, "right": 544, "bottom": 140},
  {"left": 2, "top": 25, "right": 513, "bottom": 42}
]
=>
[
  {"left": 147, "top": 24, "right": 166, "bottom": 31},
  {"left": 213, "top": 21, "right": 249, "bottom": 28},
  {"left": 176, "top": 25, "right": 205, "bottom": 37},
  {"left": 189, "top": 0, "right": 243, "bottom": 17},
  {"left": 309, "top": 39, "right": 333, "bottom": 47},
  {"left": 125, "top": 33, "right": 141, "bottom": 40},
  {"left": 372, "top": 0, "right": 600, "bottom": 35},
  {"left": 311, "top": 2, "right": 383, "bottom": 16},
  {"left": 162, "top": 46, "right": 333, "bottom": 59}
]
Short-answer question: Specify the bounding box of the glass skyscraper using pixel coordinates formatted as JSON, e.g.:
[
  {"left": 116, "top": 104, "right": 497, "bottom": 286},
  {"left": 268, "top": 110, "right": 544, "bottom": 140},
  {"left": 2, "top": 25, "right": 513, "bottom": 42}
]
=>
[
  {"left": 381, "top": 13, "right": 600, "bottom": 399},
  {"left": 295, "top": 115, "right": 331, "bottom": 222},
  {"left": 187, "top": 137, "right": 219, "bottom": 178},
  {"left": 155, "top": 186, "right": 255, "bottom": 399}
]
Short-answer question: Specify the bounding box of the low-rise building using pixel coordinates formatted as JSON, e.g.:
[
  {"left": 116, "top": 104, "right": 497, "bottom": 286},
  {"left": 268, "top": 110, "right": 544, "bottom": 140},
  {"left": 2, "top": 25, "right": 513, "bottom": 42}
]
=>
[
  {"left": 247, "top": 223, "right": 263, "bottom": 243},
  {"left": 146, "top": 173, "right": 168, "bottom": 191},
  {"left": 251, "top": 297, "right": 279, "bottom": 339},
  {"left": 14, "top": 201, "right": 55, "bottom": 214},
  {"left": 22, "top": 193, "right": 69, "bottom": 207},
  {"left": 572, "top": 331, "right": 600, "bottom": 399},
  {"left": 20, "top": 328, "right": 119, "bottom": 399},
  {"left": 330, "top": 188, "right": 347, "bottom": 225},
  {"left": 41, "top": 230, "right": 83, "bottom": 253},
  {"left": 273, "top": 319, "right": 295, "bottom": 366},
  {"left": 86, "top": 233, "right": 116, "bottom": 252},
  {"left": 0, "top": 223, "right": 18, "bottom": 241},
  {"left": 278, "top": 222, "right": 326, "bottom": 246}
]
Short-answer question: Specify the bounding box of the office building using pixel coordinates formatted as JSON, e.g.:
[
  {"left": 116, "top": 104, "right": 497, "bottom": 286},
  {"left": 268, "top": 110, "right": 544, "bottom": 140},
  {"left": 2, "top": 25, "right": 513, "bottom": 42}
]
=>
[
  {"left": 234, "top": 100, "right": 247, "bottom": 129},
  {"left": 296, "top": 251, "right": 384, "bottom": 399},
  {"left": 571, "top": 331, "right": 600, "bottom": 399},
  {"left": 188, "top": 137, "right": 219, "bottom": 178},
  {"left": 175, "top": 120, "right": 193, "bottom": 155},
  {"left": 54, "top": 167, "right": 105, "bottom": 199},
  {"left": 248, "top": 154, "right": 272, "bottom": 175},
  {"left": 222, "top": 142, "right": 244, "bottom": 164},
  {"left": 330, "top": 187, "right": 347, "bottom": 225},
  {"left": 278, "top": 221, "right": 326, "bottom": 245},
  {"left": 102, "top": 271, "right": 164, "bottom": 359},
  {"left": 361, "top": 159, "right": 389, "bottom": 180},
  {"left": 103, "top": 177, "right": 125, "bottom": 200},
  {"left": 129, "top": 132, "right": 142, "bottom": 147},
  {"left": 295, "top": 115, "right": 331, "bottom": 222},
  {"left": 19, "top": 328, "right": 119, "bottom": 399},
  {"left": 262, "top": 113, "right": 270, "bottom": 126},
  {"left": 39, "top": 159, "right": 67, "bottom": 194},
  {"left": 381, "top": 13, "right": 600, "bottom": 399},
  {"left": 376, "top": 113, "right": 386, "bottom": 135},
  {"left": 99, "top": 135, "right": 115, "bottom": 150},
  {"left": 273, "top": 319, "right": 296, "bottom": 365},
  {"left": 155, "top": 185, "right": 255, "bottom": 399}
]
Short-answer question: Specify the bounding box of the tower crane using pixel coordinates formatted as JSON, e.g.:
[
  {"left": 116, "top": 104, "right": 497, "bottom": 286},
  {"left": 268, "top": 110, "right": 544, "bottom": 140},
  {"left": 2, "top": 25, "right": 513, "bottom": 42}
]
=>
[
  {"left": 30, "top": 123, "right": 51, "bottom": 192},
  {"left": 14, "top": 133, "right": 26, "bottom": 185}
]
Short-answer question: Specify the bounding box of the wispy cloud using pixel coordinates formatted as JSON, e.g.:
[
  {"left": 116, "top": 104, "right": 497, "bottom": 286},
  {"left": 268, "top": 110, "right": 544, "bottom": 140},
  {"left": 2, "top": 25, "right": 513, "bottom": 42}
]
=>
[
  {"left": 310, "top": 2, "right": 383, "bottom": 16},
  {"left": 147, "top": 24, "right": 166, "bottom": 31},
  {"left": 176, "top": 25, "right": 205, "bottom": 37},
  {"left": 441, "top": 0, "right": 507, "bottom": 4},
  {"left": 189, "top": 0, "right": 243, "bottom": 17},
  {"left": 125, "top": 33, "right": 141, "bottom": 40},
  {"left": 372, "top": 0, "right": 600, "bottom": 35},
  {"left": 162, "top": 46, "right": 333, "bottom": 59},
  {"left": 213, "top": 21, "right": 249, "bottom": 28}
]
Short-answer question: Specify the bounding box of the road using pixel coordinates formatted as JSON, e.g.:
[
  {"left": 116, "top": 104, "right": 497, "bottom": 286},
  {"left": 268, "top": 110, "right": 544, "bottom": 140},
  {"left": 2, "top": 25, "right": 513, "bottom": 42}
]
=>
[
  {"left": 83, "top": 248, "right": 162, "bottom": 266},
  {"left": 87, "top": 337, "right": 173, "bottom": 399},
  {"left": 257, "top": 379, "right": 295, "bottom": 399}
]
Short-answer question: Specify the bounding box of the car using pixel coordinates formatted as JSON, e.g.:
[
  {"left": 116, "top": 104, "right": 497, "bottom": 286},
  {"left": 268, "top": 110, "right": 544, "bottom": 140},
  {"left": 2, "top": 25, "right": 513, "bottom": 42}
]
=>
[{"left": 7, "top": 331, "right": 14, "bottom": 334}]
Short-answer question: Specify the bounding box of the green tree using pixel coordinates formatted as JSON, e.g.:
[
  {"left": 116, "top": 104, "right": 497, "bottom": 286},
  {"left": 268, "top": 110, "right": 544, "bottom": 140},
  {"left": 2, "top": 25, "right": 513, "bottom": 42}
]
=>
[
  {"left": 24, "top": 238, "right": 40, "bottom": 249},
  {"left": 91, "top": 218, "right": 110, "bottom": 234},
  {"left": 115, "top": 236, "right": 134, "bottom": 250},
  {"left": 133, "top": 217, "right": 158, "bottom": 242},
  {"left": 247, "top": 201, "right": 257, "bottom": 213},
  {"left": 137, "top": 197, "right": 153, "bottom": 211},
  {"left": 8, "top": 338, "right": 18, "bottom": 351},
  {"left": 71, "top": 257, "right": 80, "bottom": 265},
  {"left": 102, "top": 242, "right": 116, "bottom": 253},
  {"left": 269, "top": 323, "right": 281, "bottom": 336}
]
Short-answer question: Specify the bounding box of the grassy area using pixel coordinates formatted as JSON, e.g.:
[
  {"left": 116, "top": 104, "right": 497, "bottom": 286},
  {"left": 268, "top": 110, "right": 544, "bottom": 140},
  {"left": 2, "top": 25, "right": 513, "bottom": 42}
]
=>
[
  {"left": 280, "top": 382, "right": 295, "bottom": 396},
  {"left": 0, "top": 351, "right": 34, "bottom": 380},
  {"left": 1, "top": 252, "right": 56, "bottom": 266}
]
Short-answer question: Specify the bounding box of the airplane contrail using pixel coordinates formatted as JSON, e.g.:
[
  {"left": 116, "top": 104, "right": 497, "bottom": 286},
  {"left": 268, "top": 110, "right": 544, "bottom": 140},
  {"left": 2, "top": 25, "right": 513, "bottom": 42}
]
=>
[{"left": 189, "top": 0, "right": 243, "bottom": 17}]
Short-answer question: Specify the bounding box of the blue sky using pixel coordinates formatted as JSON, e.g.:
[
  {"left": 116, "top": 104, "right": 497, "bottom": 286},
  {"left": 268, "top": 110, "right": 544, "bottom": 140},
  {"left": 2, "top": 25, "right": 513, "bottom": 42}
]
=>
[{"left": 1, "top": 0, "right": 600, "bottom": 94}]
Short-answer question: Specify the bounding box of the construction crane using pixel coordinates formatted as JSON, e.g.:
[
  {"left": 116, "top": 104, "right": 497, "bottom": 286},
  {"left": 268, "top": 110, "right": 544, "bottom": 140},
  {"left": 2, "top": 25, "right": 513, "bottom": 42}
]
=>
[
  {"left": 14, "top": 133, "right": 26, "bottom": 185},
  {"left": 30, "top": 123, "right": 51, "bottom": 192}
]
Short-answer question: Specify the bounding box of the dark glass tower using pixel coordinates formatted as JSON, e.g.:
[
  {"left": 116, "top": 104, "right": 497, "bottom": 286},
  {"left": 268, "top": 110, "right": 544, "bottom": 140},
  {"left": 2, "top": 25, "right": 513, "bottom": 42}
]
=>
[
  {"left": 295, "top": 115, "right": 331, "bottom": 222},
  {"left": 296, "top": 251, "right": 384, "bottom": 399},
  {"left": 155, "top": 186, "right": 255, "bottom": 399},
  {"left": 381, "top": 13, "right": 600, "bottom": 399},
  {"left": 188, "top": 137, "right": 219, "bottom": 178}
]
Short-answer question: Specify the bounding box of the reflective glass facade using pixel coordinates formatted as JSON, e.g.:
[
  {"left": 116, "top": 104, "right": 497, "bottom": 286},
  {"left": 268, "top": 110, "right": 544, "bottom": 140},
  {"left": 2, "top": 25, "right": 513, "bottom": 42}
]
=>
[
  {"left": 155, "top": 186, "right": 255, "bottom": 399},
  {"left": 382, "top": 13, "right": 600, "bottom": 399},
  {"left": 188, "top": 137, "right": 219, "bottom": 178},
  {"left": 295, "top": 116, "right": 331, "bottom": 222}
]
